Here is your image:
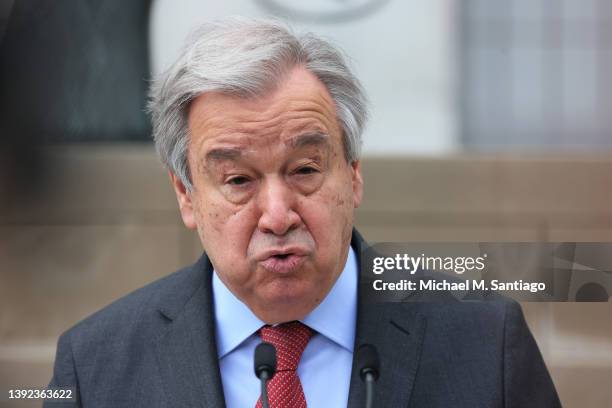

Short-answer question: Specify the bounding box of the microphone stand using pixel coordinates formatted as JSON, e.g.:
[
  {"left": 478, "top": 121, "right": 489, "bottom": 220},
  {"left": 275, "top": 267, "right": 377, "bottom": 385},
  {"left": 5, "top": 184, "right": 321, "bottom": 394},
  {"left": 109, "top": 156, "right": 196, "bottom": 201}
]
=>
[
  {"left": 259, "top": 370, "right": 271, "bottom": 408},
  {"left": 364, "top": 371, "right": 375, "bottom": 408}
]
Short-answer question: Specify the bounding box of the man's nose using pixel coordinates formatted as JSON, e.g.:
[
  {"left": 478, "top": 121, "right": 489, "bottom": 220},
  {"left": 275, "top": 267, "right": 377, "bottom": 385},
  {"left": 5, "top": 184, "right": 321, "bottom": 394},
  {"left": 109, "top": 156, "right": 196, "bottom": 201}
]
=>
[{"left": 256, "top": 177, "right": 301, "bottom": 236}]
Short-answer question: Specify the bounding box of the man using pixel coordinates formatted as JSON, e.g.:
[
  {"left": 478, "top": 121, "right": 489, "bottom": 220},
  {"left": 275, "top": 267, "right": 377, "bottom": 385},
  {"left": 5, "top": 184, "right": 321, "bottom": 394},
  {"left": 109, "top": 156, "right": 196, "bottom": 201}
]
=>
[{"left": 46, "top": 17, "right": 561, "bottom": 407}]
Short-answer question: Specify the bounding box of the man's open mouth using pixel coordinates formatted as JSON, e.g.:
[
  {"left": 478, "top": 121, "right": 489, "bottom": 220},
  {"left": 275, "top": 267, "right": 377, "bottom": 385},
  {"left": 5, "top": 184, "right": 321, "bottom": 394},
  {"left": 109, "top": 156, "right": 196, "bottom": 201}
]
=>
[
  {"left": 272, "top": 253, "right": 291, "bottom": 260},
  {"left": 260, "top": 253, "right": 306, "bottom": 274}
]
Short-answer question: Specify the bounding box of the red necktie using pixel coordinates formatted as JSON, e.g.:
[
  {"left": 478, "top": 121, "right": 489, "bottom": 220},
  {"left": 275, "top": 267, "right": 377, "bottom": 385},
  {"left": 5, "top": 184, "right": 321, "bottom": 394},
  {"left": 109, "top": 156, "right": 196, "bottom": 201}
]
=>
[{"left": 255, "top": 321, "right": 313, "bottom": 408}]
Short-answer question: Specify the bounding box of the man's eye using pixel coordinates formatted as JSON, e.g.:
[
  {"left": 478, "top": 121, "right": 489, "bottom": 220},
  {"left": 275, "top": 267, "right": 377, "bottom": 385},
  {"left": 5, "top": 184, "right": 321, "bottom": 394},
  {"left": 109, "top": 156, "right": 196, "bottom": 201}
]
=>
[
  {"left": 295, "top": 166, "right": 318, "bottom": 175},
  {"left": 226, "top": 176, "right": 250, "bottom": 185}
]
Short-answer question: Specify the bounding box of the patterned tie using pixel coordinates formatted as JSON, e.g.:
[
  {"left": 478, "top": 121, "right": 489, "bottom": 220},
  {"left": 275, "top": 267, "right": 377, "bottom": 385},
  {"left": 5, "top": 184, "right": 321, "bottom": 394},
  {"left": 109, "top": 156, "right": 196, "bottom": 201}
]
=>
[{"left": 255, "top": 321, "right": 313, "bottom": 408}]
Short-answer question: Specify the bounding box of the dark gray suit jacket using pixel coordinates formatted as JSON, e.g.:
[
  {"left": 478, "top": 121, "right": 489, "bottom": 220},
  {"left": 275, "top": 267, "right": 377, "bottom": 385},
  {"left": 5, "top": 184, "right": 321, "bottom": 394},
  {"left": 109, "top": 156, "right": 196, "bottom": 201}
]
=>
[{"left": 45, "top": 231, "right": 561, "bottom": 407}]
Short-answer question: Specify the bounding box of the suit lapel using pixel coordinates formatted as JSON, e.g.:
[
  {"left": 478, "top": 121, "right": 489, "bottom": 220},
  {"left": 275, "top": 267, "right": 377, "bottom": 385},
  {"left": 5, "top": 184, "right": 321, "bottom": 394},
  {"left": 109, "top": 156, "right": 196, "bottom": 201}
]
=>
[
  {"left": 153, "top": 255, "right": 226, "bottom": 408},
  {"left": 347, "top": 231, "right": 427, "bottom": 408}
]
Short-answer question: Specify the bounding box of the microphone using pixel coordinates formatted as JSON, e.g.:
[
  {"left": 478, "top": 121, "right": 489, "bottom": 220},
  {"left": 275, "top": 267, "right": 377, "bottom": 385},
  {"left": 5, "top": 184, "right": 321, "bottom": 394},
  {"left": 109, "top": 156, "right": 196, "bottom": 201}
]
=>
[
  {"left": 357, "top": 344, "right": 380, "bottom": 408},
  {"left": 254, "top": 342, "right": 276, "bottom": 408}
]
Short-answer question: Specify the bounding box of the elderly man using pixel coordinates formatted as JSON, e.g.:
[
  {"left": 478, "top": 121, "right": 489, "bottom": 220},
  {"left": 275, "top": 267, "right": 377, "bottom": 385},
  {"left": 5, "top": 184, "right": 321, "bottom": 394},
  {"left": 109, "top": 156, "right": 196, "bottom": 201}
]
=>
[{"left": 46, "top": 17, "right": 560, "bottom": 408}]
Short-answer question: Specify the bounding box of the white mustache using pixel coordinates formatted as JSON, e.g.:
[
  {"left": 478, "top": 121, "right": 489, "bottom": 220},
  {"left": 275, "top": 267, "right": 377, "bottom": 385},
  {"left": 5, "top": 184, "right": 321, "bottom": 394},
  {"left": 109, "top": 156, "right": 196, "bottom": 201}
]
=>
[{"left": 247, "top": 228, "right": 315, "bottom": 258}]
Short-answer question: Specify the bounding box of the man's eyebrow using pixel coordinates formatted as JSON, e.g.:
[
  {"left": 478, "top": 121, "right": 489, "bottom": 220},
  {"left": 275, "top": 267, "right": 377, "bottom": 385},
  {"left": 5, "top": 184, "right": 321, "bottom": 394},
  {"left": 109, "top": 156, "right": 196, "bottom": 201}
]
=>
[
  {"left": 287, "top": 132, "right": 331, "bottom": 149},
  {"left": 205, "top": 147, "right": 243, "bottom": 164},
  {"left": 204, "top": 132, "right": 329, "bottom": 165}
]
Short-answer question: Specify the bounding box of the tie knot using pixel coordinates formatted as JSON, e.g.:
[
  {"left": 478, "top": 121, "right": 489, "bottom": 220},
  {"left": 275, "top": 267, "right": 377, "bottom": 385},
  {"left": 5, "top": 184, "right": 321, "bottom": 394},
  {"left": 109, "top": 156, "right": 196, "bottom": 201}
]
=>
[{"left": 259, "top": 321, "right": 313, "bottom": 371}]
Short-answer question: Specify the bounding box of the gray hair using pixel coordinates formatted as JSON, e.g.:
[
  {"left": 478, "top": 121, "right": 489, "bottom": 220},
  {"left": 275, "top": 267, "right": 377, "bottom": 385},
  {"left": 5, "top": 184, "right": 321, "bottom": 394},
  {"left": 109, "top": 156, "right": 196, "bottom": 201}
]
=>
[{"left": 149, "top": 16, "right": 368, "bottom": 190}]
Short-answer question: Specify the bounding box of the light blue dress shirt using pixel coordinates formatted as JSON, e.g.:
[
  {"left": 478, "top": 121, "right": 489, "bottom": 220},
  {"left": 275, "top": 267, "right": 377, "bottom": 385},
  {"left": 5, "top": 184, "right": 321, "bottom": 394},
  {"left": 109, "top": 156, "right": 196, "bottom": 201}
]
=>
[{"left": 212, "top": 247, "right": 358, "bottom": 408}]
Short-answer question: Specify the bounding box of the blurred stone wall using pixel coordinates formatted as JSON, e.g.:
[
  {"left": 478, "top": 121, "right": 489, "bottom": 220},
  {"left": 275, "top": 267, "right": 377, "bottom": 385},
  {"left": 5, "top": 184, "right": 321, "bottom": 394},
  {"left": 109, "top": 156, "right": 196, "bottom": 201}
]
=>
[{"left": 1, "top": 146, "right": 611, "bottom": 407}]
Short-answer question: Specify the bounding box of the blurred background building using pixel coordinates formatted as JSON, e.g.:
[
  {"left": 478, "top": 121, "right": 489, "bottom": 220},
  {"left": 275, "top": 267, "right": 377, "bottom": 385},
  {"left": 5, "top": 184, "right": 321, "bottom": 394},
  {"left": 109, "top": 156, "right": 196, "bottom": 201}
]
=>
[{"left": 1, "top": 1, "right": 611, "bottom": 407}]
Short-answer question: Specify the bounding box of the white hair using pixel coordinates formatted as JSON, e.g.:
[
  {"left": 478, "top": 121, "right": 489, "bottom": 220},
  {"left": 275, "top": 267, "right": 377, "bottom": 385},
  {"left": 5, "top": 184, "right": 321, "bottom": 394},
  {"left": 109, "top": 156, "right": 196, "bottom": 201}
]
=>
[{"left": 149, "top": 16, "right": 368, "bottom": 190}]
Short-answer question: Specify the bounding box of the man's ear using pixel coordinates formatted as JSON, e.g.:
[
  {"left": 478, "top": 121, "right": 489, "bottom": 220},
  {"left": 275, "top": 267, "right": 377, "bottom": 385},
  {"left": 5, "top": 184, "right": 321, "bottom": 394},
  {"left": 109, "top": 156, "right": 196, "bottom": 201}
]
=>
[
  {"left": 350, "top": 160, "right": 363, "bottom": 208},
  {"left": 169, "top": 171, "right": 197, "bottom": 229}
]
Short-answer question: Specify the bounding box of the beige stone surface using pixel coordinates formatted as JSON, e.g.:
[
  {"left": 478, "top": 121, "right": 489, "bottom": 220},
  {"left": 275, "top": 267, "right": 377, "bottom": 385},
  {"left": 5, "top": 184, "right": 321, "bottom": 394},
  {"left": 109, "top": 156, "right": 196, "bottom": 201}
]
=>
[
  {"left": 359, "top": 157, "right": 501, "bottom": 213},
  {"left": 549, "top": 366, "right": 612, "bottom": 408},
  {"left": 0, "top": 225, "right": 191, "bottom": 341},
  {"left": 495, "top": 157, "right": 612, "bottom": 214},
  {"left": 43, "top": 144, "right": 177, "bottom": 213},
  {"left": 0, "top": 358, "right": 53, "bottom": 408},
  {"left": 0, "top": 354, "right": 53, "bottom": 386},
  {"left": 355, "top": 223, "right": 541, "bottom": 242},
  {"left": 549, "top": 303, "right": 612, "bottom": 344},
  {"left": 520, "top": 303, "right": 554, "bottom": 361},
  {"left": 360, "top": 155, "right": 612, "bottom": 216},
  {"left": 2, "top": 144, "right": 178, "bottom": 225},
  {"left": 548, "top": 228, "right": 612, "bottom": 242}
]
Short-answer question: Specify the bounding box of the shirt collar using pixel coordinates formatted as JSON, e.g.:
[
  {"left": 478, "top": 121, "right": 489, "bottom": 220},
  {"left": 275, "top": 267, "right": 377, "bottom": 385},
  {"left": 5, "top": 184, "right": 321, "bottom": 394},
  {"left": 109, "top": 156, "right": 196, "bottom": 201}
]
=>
[
  {"left": 212, "top": 271, "right": 265, "bottom": 359},
  {"left": 301, "top": 247, "right": 357, "bottom": 352},
  {"left": 212, "top": 246, "right": 358, "bottom": 358}
]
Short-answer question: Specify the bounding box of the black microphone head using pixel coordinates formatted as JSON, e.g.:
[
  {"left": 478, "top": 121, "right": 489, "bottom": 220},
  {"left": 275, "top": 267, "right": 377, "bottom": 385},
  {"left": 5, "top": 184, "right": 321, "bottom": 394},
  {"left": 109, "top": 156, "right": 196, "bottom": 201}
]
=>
[
  {"left": 254, "top": 342, "right": 277, "bottom": 379},
  {"left": 357, "top": 344, "right": 380, "bottom": 381}
]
